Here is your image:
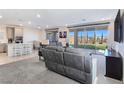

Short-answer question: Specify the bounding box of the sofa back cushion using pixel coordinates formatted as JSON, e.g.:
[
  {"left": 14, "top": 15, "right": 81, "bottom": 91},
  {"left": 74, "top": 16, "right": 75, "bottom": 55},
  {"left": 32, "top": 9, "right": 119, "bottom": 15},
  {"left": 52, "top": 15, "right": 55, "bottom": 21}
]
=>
[
  {"left": 54, "top": 51, "right": 64, "bottom": 64},
  {"left": 64, "top": 51, "right": 92, "bottom": 74},
  {"left": 56, "top": 46, "right": 65, "bottom": 52},
  {"left": 45, "top": 46, "right": 64, "bottom": 64},
  {"left": 46, "top": 46, "right": 65, "bottom": 52},
  {"left": 46, "top": 49, "right": 56, "bottom": 63},
  {"left": 64, "top": 52, "right": 85, "bottom": 71},
  {"left": 65, "top": 48, "right": 84, "bottom": 55},
  {"left": 45, "top": 46, "right": 57, "bottom": 50}
]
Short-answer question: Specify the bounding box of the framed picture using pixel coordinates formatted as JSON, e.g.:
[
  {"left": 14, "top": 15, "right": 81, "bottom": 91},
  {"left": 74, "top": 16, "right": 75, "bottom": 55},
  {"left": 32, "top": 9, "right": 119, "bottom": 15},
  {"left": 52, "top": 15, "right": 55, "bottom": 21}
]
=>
[
  {"left": 59, "top": 32, "right": 63, "bottom": 38},
  {"left": 59, "top": 31, "right": 67, "bottom": 38},
  {"left": 63, "top": 31, "right": 67, "bottom": 38}
]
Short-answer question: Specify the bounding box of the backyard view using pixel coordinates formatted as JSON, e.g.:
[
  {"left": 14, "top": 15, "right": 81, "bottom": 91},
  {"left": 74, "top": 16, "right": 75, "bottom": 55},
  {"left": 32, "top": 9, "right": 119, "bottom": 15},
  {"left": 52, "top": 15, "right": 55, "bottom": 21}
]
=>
[
  {"left": 69, "top": 28, "right": 108, "bottom": 50},
  {"left": 69, "top": 32, "right": 75, "bottom": 48}
]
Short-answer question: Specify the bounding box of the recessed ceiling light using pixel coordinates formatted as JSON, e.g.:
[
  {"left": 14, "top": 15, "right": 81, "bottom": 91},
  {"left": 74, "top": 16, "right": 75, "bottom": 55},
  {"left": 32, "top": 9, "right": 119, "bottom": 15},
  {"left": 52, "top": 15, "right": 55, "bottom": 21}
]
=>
[
  {"left": 65, "top": 24, "right": 68, "bottom": 27},
  {"left": 28, "top": 21, "right": 31, "bottom": 24},
  {"left": 36, "top": 14, "right": 41, "bottom": 18},
  {"left": 0, "top": 15, "right": 3, "bottom": 19},
  {"left": 38, "top": 26, "right": 41, "bottom": 29},
  {"left": 46, "top": 25, "right": 48, "bottom": 28},
  {"left": 19, "top": 24, "right": 23, "bottom": 26}
]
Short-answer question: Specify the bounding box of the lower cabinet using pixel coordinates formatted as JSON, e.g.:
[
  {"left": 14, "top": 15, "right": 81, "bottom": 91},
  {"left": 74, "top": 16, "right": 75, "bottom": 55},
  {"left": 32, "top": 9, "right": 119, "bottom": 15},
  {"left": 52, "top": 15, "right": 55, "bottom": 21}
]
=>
[
  {"left": 8, "top": 43, "right": 33, "bottom": 57},
  {"left": 105, "top": 55, "right": 123, "bottom": 81}
]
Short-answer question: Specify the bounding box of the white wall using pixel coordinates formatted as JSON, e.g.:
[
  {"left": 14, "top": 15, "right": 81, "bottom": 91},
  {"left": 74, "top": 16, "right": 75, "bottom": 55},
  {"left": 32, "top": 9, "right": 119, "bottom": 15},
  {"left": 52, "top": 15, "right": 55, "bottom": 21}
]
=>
[
  {"left": 107, "top": 21, "right": 115, "bottom": 46},
  {"left": 40, "top": 29, "right": 46, "bottom": 40},
  {"left": 0, "top": 25, "right": 8, "bottom": 43},
  {"left": 23, "top": 27, "right": 42, "bottom": 43}
]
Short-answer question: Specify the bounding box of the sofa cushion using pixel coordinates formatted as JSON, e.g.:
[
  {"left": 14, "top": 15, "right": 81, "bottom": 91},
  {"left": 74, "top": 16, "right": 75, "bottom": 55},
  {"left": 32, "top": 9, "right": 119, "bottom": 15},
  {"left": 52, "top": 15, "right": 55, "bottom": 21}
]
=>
[
  {"left": 46, "top": 46, "right": 65, "bottom": 52},
  {"left": 84, "top": 56, "right": 92, "bottom": 73},
  {"left": 65, "top": 66, "right": 86, "bottom": 83},
  {"left": 54, "top": 51, "right": 64, "bottom": 64},
  {"left": 56, "top": 64, "right": 65, "bottom": 75},
  {"left": 46, "top": 49, "right": 56, "bottom": 63},
  {"left": 65, "top": 48, "right": 84, "bottom": 55},
  {"left": 46, "top": 61, "right": 57, "bottom": 72},
  {"left": 45, "top": 46, "right": 57, "bottom": 50},
  {"left": 85, "top": 73, "right": 92, "bottom": 84},
  {"left": 64, "top": 52, "right": 85, "bottom": 71},
  {"left": 56, "top": 46, "right": 65, "bottom": 52}
]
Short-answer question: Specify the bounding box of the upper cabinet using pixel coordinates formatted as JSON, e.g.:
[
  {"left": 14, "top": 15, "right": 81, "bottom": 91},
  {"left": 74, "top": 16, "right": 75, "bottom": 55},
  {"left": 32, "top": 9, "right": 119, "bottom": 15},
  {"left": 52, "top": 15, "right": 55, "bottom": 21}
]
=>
[
  {"left": 15, "top": 27, "right": 23, "bottom": 37},
  {"left": 6, "top": 27, "right": 15, "bottom": 39}
]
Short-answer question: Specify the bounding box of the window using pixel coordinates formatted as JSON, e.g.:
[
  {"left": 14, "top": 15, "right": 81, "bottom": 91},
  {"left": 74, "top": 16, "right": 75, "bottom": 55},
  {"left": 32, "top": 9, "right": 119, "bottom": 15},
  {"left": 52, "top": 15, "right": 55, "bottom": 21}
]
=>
[
  {"left": 69, "top": 25, "right": 108, "bottom": 50},
  {"left": 95, "top": 29, "right": 108, "bottom": 50},
  {"left": 69, "top": 31, "right": 74, "bottom": 48},
  {"left": 78, "top": 30, "right": 87, "bottom": 48}
]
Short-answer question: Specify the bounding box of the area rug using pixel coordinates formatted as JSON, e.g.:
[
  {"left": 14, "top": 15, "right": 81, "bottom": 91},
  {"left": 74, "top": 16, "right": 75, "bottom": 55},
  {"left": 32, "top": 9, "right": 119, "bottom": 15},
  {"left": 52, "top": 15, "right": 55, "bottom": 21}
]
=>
[{"left": 0, "top": 57, "right": 78, "bottom": 84}]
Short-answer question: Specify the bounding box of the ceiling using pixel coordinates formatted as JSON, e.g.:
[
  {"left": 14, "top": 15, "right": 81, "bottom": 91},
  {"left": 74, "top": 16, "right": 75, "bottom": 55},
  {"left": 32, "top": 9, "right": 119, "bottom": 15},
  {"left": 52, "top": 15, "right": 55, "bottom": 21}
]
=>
[{"left": 0, "top": 9, "right": 118, "bottom": 29}]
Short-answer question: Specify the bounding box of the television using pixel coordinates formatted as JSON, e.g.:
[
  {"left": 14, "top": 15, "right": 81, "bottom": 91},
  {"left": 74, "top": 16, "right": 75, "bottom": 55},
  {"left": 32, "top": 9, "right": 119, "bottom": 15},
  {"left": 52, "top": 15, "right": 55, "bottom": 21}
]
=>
[{"left": 114, "top": 10, "right": 122, "bottom": 42}]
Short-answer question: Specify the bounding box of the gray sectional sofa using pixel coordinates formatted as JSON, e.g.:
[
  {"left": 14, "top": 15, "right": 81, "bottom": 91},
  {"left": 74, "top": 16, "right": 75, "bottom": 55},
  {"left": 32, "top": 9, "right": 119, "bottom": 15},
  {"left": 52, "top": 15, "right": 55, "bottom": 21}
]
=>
[{"left": 40, "top": 46, "right": 97, "bottom": 84}]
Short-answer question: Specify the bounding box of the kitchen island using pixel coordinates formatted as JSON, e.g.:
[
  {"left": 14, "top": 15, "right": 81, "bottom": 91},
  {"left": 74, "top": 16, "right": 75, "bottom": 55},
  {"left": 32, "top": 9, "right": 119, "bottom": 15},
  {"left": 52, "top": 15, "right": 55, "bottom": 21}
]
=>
[{"left": 8, "top": 43, "right": 33, "bottom": 57}]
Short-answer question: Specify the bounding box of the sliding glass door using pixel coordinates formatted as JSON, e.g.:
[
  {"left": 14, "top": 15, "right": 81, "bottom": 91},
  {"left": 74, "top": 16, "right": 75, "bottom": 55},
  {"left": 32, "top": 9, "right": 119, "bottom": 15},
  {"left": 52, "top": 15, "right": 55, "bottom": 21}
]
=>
[
  {"left": 69, "top": 31, "right": 75, "bottom": 48},
  {"left": 69, "top": 25, "right": 108, "bottom": 50},
  {"left": 78, "top": 30, "right": 87, "bottom": 48},
  {"left": 95, "top": 29, "right": 108, "bottom": 50}
]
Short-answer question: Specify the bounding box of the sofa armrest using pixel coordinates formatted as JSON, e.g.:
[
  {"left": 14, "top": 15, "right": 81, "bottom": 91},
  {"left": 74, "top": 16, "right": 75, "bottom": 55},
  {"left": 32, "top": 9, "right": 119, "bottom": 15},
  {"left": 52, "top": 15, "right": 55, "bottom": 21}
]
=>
[{"left": 91, "top": 57, "right": 97, "bottom": 84}]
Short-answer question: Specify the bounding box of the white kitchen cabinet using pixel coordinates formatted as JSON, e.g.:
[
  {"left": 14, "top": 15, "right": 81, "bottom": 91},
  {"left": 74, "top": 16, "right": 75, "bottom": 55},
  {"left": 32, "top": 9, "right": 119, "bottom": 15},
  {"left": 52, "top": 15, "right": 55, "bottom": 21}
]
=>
[
  {"left": 15, "top": 27, "right": 23, "bottom": 37},
  {"left": 8, "top": 43, "right": 33, "bottom": 57}
]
